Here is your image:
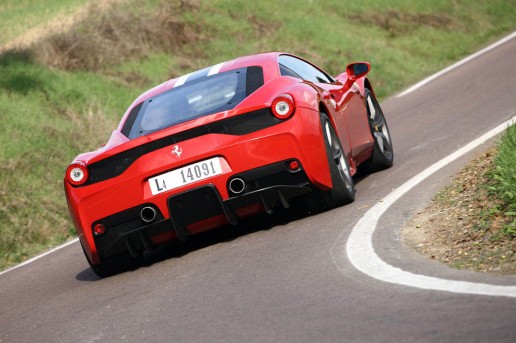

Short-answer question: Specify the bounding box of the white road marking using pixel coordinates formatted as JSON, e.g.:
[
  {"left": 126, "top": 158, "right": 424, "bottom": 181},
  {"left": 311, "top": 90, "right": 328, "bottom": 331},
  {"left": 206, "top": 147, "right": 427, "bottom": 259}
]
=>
[
  {"left": 346, "top": 116, "right": 516, "bottom": 298},
  {"left": 0, "top": 238, "right": 79, "bottom": 276},
  {"left": 396, "top": 31, "right": 516, "bottom": 98}
]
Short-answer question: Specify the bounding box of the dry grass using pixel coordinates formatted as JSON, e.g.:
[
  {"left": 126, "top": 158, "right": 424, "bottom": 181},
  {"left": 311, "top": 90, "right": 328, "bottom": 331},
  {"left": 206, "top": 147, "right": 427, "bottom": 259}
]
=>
[
  {"left": 347, "top": 10, "right": 457, "bottom": 38},
  {"left": 33, "top": 0, "right": 202, "bottom": 71},
  {"left": 402, "top": 148, "right": 516, "bottom": 275}
]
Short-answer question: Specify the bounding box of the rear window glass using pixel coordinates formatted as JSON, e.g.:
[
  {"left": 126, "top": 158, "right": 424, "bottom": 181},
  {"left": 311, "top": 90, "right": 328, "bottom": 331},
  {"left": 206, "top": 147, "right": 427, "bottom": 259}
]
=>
[{"left": 122, "top": 66, "right": 264, "bottom": 139}]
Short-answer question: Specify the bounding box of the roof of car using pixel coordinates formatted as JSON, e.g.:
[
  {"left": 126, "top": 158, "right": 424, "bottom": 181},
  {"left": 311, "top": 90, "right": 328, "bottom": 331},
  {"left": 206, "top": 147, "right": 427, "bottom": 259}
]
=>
[
  {"left": 136, "top": 53, "right": 283, "bottom": 103},
  {"left": 117, "top": 52, "right": 287, "bottom": 130}
]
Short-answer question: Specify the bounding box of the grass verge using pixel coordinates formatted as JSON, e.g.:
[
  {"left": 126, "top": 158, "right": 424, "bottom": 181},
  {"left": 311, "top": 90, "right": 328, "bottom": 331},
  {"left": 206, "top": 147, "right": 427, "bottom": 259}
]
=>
[{"left": 492, "top": 123, "right": 516, "bottom": 236}]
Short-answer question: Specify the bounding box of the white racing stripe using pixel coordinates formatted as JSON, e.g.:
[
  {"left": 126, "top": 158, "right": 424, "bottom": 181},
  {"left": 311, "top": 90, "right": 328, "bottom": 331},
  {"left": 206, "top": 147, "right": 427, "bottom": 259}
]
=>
[
  {"left": 346, "top": 116, "right": 516, "bottom": 298},
  {"left": 397, "top": 31, "right": 516, "bottom": 98},
  {"left": 207, "top": 62, "right": 225, "bottom": 76},
  {"left": 173, "top": 73, "right": 191, "bottom": 87},
  {"left": 171, "top": 62, "right": 224, "bottom": 88}
]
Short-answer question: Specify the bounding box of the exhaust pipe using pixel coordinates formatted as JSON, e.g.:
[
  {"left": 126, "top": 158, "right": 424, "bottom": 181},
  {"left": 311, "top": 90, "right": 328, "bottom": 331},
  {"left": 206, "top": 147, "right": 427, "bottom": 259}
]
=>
[
  {"left": 229, "top": 178, "right": 246, "bottom": 194},
  {"left": 140, "top": 206, "right": 157, "bottom": 223}
]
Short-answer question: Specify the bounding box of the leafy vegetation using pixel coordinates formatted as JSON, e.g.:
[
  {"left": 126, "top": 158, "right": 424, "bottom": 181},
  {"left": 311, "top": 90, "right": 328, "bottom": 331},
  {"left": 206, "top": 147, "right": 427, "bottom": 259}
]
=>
[
  {"left": 0, "top": 0, "right": 515, "bottom": 270},
  {"left": 491, "top": 123, "right": 516, "bottom": 236}
]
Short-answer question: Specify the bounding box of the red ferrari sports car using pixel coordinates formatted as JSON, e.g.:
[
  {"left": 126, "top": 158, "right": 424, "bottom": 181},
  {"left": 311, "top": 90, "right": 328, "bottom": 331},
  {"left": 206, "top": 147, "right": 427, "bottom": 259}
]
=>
[{"left": 64, "top": 52, "right": 393, "bottom": 276}]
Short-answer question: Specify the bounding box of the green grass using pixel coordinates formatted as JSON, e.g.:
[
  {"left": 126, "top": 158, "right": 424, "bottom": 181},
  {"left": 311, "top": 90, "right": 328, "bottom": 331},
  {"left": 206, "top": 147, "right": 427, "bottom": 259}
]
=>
[
  {"left": 0, "top": 0, "right": 88, "bottom": 46},
  {"left": 491, "top": 124, "right": 516, "bottom": 236},
  {"left": 195, "top": 0, "right": 516, "bottom": 98},
  {"left": 0, "top": 0, "right": 515, "bottom": 270},
  {"left": 0, "top": 51, "right": 139, "bottom": 264}
]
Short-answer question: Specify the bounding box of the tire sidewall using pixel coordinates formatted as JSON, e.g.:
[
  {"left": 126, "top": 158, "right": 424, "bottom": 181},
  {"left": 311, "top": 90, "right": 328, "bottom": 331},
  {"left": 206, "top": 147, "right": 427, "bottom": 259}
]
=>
[
  {"left": 365, "top": 90, "right": 394, "bottom": 170},
  {"left": 320, "top": 113, "right": 355, "bottom": 205}
]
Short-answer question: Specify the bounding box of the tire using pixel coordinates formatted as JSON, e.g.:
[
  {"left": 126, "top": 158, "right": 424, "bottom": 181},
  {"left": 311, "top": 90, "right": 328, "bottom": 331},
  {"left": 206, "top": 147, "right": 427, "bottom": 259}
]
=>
[
  {"left": 361, "top": 89, "right": 394, "bottom": 172},
  {"left": 301, "top": 114, "right": 355, "bottom": 212},
  {"left": 81, "top": 242, "right": 142, "bottom": 278},
  {"left": 321, "top": 114, "right": 356, "bottom": 205}
]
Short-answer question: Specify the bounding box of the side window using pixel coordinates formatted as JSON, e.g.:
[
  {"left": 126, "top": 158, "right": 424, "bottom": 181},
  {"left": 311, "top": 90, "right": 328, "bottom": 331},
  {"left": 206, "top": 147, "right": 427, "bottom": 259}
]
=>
[
  {"left": 278, "top": 55, "right": 334, "bottom": 83},
  {"left": 279, "top": 64, "right": 302, "bottom": 79}
]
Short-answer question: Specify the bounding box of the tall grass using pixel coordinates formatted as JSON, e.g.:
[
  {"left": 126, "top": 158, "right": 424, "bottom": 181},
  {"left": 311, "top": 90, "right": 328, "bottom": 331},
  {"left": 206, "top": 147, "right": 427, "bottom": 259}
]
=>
[
  {"left": 0, "top": 0, "right": 515, "bottom": 269},
  {"left": 492, "top": 124, "right": 516, "bottom": 235}
]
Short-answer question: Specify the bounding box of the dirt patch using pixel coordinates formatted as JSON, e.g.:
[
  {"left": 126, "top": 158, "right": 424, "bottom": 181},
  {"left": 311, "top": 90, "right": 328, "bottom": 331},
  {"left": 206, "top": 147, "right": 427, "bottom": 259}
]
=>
[
  {"left": 1, "top": 0, "right": 203, "bottom": 76},
  {"left": 402, "top": 148, "right": 516, "bottom": 275},
  {"left": 348, "top": 10, "right": 455, "bottom": 37},
  {"left": 0, "top": 0, "right": 125, "bottom": 54},
  {"left": 32, "top": 0, "right": 202, "bottom": 71}
]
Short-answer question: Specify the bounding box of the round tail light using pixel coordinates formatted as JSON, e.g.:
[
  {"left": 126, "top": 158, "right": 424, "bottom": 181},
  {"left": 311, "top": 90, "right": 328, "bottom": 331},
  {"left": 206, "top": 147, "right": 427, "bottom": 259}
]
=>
[
  {"left": 271, "top": 95, "right": 295, "bottom": 120},
  {"left": 66, "top": 161, "right": 89, "bottom": 186},
  {"left": 93, "top": 223, "right": 105, "bottom": 236},
  {"left": 288, "top": 160, "right": 300, "bottom": 171}
]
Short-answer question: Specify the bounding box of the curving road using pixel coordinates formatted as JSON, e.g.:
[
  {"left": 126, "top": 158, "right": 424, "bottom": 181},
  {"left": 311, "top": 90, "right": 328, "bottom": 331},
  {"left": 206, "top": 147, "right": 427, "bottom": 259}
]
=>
[{"left": 1, "top": 34, "right": 515, "bottom": 343}]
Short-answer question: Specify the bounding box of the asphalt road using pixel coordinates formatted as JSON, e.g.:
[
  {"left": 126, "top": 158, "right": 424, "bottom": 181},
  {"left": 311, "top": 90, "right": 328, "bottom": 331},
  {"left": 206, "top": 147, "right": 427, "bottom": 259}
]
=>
[{"left": 1, "top": 36, "right": 515, "bottom": 343}]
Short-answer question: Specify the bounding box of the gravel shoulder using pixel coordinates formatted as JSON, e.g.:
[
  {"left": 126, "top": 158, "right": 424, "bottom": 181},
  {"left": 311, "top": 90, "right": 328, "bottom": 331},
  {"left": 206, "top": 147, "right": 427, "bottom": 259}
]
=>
[{"left": 401, "top": 147, "right": 515, "bottom": 275}]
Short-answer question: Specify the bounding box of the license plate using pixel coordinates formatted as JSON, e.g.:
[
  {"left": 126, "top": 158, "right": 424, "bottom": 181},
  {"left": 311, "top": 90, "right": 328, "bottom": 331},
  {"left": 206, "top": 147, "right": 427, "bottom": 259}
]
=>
[{"left": 149, "top": 157, "right": 223, "bottom": 195}]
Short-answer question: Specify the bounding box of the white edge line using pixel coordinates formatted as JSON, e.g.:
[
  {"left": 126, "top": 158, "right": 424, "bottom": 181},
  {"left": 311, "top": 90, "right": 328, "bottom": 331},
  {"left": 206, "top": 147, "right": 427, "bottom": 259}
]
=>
[
  {"left": 346, "top": 117, "right": 516, "bottom": 298},
  {"left": 0, "top": 238, "right": 79, "bottom": 277},
  {"left": 396, "top": 31, "right": 516, "bottom": 98}
]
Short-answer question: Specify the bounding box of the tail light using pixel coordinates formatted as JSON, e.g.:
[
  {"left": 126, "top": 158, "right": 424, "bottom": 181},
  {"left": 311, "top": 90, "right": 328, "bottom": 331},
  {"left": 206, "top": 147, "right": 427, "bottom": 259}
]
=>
[
  {"left": 288, "top": 160, "right": 300, "bottom": 171},
  {"left": 271, "top": 94, "right": 295, "bottom": 120},
  {"left": 66, "top": 161, "right": 89, "bottom": 186},
  {"left": 93, "top": 223, "right": 105, "bottom": 236}
]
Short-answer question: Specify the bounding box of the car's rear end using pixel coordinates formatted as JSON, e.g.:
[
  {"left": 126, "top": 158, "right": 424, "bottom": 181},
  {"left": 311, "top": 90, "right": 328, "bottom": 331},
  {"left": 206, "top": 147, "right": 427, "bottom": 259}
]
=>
[{"left": 64, "top": 54, "right": 332, "bottom": 270}]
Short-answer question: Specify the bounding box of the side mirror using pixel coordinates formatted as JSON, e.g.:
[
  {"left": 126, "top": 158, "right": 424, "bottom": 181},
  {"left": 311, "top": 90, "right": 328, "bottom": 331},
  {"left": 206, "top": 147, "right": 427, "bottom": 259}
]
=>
[{"left": 346, "top": 62, "right": 370, "bottom": 81}]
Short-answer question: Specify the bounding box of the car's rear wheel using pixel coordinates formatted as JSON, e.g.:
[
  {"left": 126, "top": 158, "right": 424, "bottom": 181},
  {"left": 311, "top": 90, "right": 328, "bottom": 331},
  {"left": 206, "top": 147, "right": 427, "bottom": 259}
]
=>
[
  {"left": 322, "top": 114, "right": 356, "bottom": 205},
  {"left": 361, "top": 89, "right": 394, "bottom": 172},
  {"left": 81, "top": 242, "right": 142, "bottom": 278},
  {"left": 301, "top": 114, "right": 355, "bottom": 212}
]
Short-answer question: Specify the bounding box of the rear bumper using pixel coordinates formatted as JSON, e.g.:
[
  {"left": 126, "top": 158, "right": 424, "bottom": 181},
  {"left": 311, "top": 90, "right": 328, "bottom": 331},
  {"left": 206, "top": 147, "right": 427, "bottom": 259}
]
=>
[{"left": 93, "top": 160, "right": 312, "bottom": 260}]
